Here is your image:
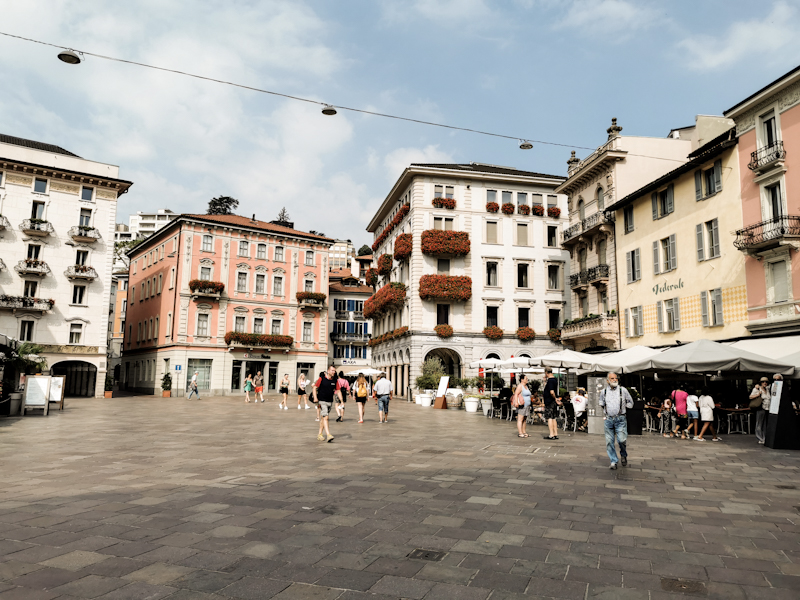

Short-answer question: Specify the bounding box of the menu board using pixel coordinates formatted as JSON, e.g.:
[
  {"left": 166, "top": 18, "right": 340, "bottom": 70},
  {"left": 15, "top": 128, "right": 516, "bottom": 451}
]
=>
[
  {"left": 23, "top": 376, "right": 51, "bottom": 415},
  {"left": 49, "top": 376, "right": 65, "bottom": 408}
]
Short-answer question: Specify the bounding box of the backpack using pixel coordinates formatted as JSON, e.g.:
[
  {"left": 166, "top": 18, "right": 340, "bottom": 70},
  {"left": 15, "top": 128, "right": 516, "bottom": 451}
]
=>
[{"left": 357, "top": 382, "right": 367, "bottom": 397}]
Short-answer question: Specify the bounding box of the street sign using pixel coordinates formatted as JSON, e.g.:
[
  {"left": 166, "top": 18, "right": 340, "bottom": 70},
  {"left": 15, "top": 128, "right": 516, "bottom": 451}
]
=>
[{"left": 175, "top": 365, "right": 181, "bottom": 371}]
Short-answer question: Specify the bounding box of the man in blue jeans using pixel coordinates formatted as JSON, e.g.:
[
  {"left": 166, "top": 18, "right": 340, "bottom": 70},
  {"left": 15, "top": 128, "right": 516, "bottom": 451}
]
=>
[{"left": 598, "top": 371, "right": 633, "bottom": 470}]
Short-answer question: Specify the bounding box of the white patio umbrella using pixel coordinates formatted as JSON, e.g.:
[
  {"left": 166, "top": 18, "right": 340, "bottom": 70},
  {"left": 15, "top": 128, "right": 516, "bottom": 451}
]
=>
[
  {"left": 624, "top": 339, "right": 795, "bottom": 375},
  {"left": 590, "top": 345, "right": 662, "bottom": 374},
  {"left": 468, "top": 358, "right": 505, "bottom": 369},
  {"left": 777, "top": 349, "right": 800, "bottom": 379},
  {"left": 498, "top": 357, "right": 535, "bottom": 368},
  {"left": 344, "top": 367, "right": 385, "bottom": 376},
  {"left": 528, "top": 349, "right": 596, "bottom": 370}
]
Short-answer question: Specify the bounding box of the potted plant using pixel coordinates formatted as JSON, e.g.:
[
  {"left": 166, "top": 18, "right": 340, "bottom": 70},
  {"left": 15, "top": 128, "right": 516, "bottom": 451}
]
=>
[
  {"left": 434, "top": 324, "right": 453, "bottom": 338},
  {"left": 517, "top": 204, "right": 530, "bottom": 215},
  {"left": 480, "top": 395, "right": 492, "bottom": 416},
  {"left": 394, "top": 233, "right": 412, "bottom": 261},
  {"left": 415, "top": 357, "right": 444, "bottom": 407},
  {"left": 483, "top": 326, "right": 504, "bottom": 340},
  {"left": 501, "top": 203, "right": 515, "bottom": 215},
  {"left": 486, "top": 202, "right": 499, "bottom": 213},
  {"left": 104, "top": 374, "right": 114, "bottom": 398},
  {"left": 517, "top": 326, "right": 536, "bottom": 342},
  {"left": 531, "top": 204, "right": 544, "bottom": 216},
  {"left": 548, "top": 328, "right": 561, "bottom": 343},
  {"left": 161, "top": 372, "right": 172, "bottom": 397},
  {"left": 432, "top": 197, "right": 456, "bottom": 209},
  {"left": 547, "top": 206, "right": 561, "bottom": 218}
]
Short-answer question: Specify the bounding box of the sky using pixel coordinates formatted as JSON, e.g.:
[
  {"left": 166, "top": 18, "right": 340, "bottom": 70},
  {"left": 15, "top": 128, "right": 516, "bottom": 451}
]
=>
[{"left": 2, "top": 0, "right": 800, "bottom": 248}]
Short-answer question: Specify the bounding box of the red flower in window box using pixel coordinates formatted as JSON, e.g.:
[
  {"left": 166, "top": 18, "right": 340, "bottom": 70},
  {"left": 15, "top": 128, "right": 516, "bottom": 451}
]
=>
[
  {"left": 296, "top": 291, "right": 326, "bottom": 302},
  {"left": 365, "top": 268, "right": 379, "bottom": 287},
  {"left": 418, "top": 275, "right": 472, "bottom": 301},
  {"left": 486, "top": 202, "right": 499, "bottom": 213},
  {"left": 372, "top": 204, "right": 410, "bottom": 252},
  {"left": 432, "top": 197, "right": 456, "bottom": 209},
  {"left": 483, "top": 326, "right": 504, "bottom": 340},
  {"left": 501, "top": 203, "right": 515, "bottom": 215},
  {"left": 531, "top": 204, "right": 545, "bottom": 216},
  {"left": 394, "top": 233, "right": 412, "bottom": 261},
  {"left": 547, "top": 328, "right": 561, "bottom": 342},
  {"left": 363, "top": 282, "right": 407, "bottom": 319},
  {"left": 516, "top": 326, "right": 536, "bottom": 342},
  {"left": 517, "top": 205, "right": 531, "bottom": 215},
  {"left": 377, "top": 253, "right": 393, "bottom": 276},
  {"left": 434, "top": 324, "right": 453, "bottom": 338},
  {"left": 547, "top": 206, "right": 561, "bottom": 218},
  {"left": 189, "top": 280, "right": 225, "bottom": 294},
  {"left": 420, "top": 230, "right": 470, "bottom": 256},
  {"left": 224, "top": 332, "right": 294, "bottom": 347},
  {"left": 392, "top": 326, "right": 409, "bottom": 339}
]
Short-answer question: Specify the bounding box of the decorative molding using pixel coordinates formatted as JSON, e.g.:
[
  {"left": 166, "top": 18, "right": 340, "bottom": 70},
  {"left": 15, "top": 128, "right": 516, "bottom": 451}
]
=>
[
  {"left": 233, "top": 306, "right": 249, "bottom": 313},
  {"left": 6, "top": 174, "right": 32, "bottom": 186},
  {"left": 96, "top": 189, "right": 116, "bottom": 200},
  {"left": 255, "top": 265, "right": 268, "bottom": 273},
  {"left": 253, "top": 307, "right": 267, "bottom": 314},
  {"left": 236, "top": 262, "right": 251, "bottom": 270},
  {"left": 302, "top": 312, "right": 316, "bottom": 318},
  {"left": 196, "top": 303, "right": 212, "bottom": 309},
  {"left": 271, "top": 309, "right": 285, "bottom": 315},
  {"left": 50, "top": 181, "right": 80, "bottom": 194},
  {"left": 273, "top": 267, "right": 286, "bottom": 274},
  {"left": 736, "top": 80, "right": 800, "bottom": 135},
  {"left": 22, "top": 236, "right": 51, "bottom": 245},
  {"left": 199, "top": 258, "right": 215, "bottom": 265},
  {"left": 14, "top": 312, "right": 44, "bottom": 321},
  {"left": 304, "top": 271, "right": 317, "bottom": 278},
  {"left": 64, "top": 316, "right": 91, "bottom": 324}
]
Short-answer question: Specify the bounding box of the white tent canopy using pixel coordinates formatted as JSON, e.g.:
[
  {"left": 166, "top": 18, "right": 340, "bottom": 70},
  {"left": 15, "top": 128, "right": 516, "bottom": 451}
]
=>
[
  {"left": 624, "top": 339, "right": 795, "bottom": 375},
  {"left": 776, "top": 348, "right": 800, "bottom": 379},
  {"left": 527, "top": 349, "right": 596, "bottom": 370},
  {"left": 498, "top": 357, "right": 536, "bottom": 368},
  {"left": 344, "top": 368, "right": 384, "bottom": 376},
  {"left": 468, "top": 358, "right": 505, "bottom": 369},
  {"left": 590, "top": 346, "right": 663, "bottom": 374}
]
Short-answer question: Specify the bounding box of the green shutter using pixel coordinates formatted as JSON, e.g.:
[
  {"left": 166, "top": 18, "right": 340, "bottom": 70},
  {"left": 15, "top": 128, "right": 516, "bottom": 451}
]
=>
[
  {"left": 695, "top": 171, "right": 702, "bottom": 201},
  {"left": 696, "top": 224, "right": 705, "bottom": 261},
  {"left": 714, "top": 160, "right": 722, "bottom": 193},
  {"left": 637, "top": 305, "right": 644, "bottom": 336},
  {"left": 666, "top": 184, "right": 674, "bottom": 214},
  {"left": 624, "top": 308, "right": 630, "bottom": 338},
  {"left": 626, "top": 252, "right": 632, "bottom": 283},
  {"left": 711, "top": 219, "right": 720, "bottom": 258},
  {"left": 673, "top": 297, "right": 681, "bottom": 331},
  {"left": 669, "top": 234, "right": 677, "bottom": 271},
  {"left": 656, "top": 300, "right": 664, "bottom": 333},
  {"left": 634, "top": 248, "right": 641, "bottom": 281},
  {"left": 713, "top": 288, "right": 724, "bottom": 325},
  {"left": 701, "top": 291, "right": 709, "bottom": 327},
  {"left": 653, "top": 240, "right": 660, "bottom": 275},
  {"left": 651, "top": 192, "right": 659, "bottom": 220}
]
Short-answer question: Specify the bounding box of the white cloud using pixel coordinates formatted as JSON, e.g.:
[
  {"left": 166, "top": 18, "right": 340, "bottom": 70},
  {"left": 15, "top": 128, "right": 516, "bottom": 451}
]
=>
[
  {"left": 382, "top": 0, "right": 493, "bottom": 23},
  {"left": 383, "top": 145, "right": 454, "bottom": 183},
  {"left": 555, "top": 0, "right": 660, "bottom": 36},
  {"left": 677, "top": 1, "right": 800, "bottom": 71}
]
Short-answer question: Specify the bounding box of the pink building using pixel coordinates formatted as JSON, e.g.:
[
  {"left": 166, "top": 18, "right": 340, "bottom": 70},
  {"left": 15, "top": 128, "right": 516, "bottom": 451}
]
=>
[
  {"left": 122, "top": 214, "right": 333, "bottom": 395},
  {"left": 725, "top": 66, "right": 800, "bottom": 335}
]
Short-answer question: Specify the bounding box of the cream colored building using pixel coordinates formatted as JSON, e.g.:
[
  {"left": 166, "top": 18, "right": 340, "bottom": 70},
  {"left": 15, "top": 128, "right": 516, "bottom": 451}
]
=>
[{"left": 608, "top": 119, "right": 749, "bottom": 347}]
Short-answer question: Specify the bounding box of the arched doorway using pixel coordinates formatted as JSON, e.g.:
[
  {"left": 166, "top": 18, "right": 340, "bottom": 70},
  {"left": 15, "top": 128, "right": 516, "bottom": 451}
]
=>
[
  {"left": 50, "top": 361, "right": 97, "bottom": 397},
  {"left": 425, "top": 348, "right": 461, "bottom": 378}
]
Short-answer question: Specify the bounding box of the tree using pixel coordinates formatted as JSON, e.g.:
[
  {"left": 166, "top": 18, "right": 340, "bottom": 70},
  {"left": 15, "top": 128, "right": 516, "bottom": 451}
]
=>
[
  {"left": 207, "top": 196, "right": 239, "bottom": 215},
  {"left": 415, "top": 357, "right": 445, "bottom": 391},
  {"left": 309, "top": 230, "right": 327, "bottom": 237},
  {"left": 357, "top": 244, "right": 372, "bottom": 256},
  {"left": 276, "top": 207, "right": 291, "bottom": 222},
  {"left": 113, "top": 238, "right": 144, "bottom": 270}
]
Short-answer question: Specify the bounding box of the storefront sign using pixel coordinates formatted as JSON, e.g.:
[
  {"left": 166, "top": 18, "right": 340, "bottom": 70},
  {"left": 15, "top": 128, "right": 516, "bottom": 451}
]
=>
[{"left": 653, "top": 279, "right": 684, "bottom": 296}]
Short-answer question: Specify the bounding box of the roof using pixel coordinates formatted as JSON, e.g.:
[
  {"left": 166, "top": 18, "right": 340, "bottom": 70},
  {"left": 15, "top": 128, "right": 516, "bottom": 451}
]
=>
[
  {"left": 0, "top": 133, "right": 81, "bottom": 157},
  {"left": 355, "top": 254, "right": 373, "bottom": 261},
  {"left": 410, "top": 162, "right": 565, "bottom": 180},
  {"left": 183, "top": 214, "right": 335, "bottom": 243},
  {"left": 724, "top": 64, "right": 800, "bottom": 116},
  {"left": 329, "top": 281, "right": 373, "bottom": 294}
]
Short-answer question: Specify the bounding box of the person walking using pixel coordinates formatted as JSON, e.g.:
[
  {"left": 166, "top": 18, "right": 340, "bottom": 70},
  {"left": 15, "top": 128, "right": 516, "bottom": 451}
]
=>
[
  {"left": 658, "top": 397, "right": 674, "bottom": 437},
  {"left": 696, "top": 388, "right": 721, "bottom": 441},
  {"left": 354, "top": 373, "right": 371, "bottom": 423},
  {"left": 187, "top": 371, "right": 201, "bottom": 400},
  {"left": 297, "top": 373, "right": 311, "bottom": 410},
  {"left": 254, "top": 371, "right": 265, "bottom": 403},
  {"left": 373, "top": 372, "right": 393, "bottom": 423},
  {"left": 313, "top": 365, "right": 341, "bottom": 442},
  {"left": 686, "top": 389, "right": 699, "bottom": 439},
  {"left": 335, "top": 371, "right": 350, "bottom": 422},
  {"left": 750, "top": 376, "right": 771, "bottom": 444},
  {"left": 572, "top": 387, "right": 587, "bottom": 432},
  {"left": 278, "top": 374, "right": 290, "bottom": 410},
  {"left": 514, "top": 374, "right": 532, "bottom": 438},
  {"left": 542, "top": 367, "right": 560, "bottom": 440},
  {"left": 671, "top": 385, "right": 689, "bottom": 439},
  {"left": 243, "top": 374, "right": 254, "bottom": 403},
  {"left": 599, "top": 371, "right": 634, "bottom": 469}
]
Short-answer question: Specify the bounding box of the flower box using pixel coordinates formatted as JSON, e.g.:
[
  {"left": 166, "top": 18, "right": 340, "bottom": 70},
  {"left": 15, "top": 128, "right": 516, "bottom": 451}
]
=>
[
  {"left": 418, "top": 275, "right": 472, "bottom": 302},
  {"left": 547, "top": 328, "right": 561, "bottom": 342},
  {"left": 189, "top": 279, "right": 225, "bottom": 294},
  {"left": 501, "top": 203, "right": 515, "bottom": 215},
  {"left": 364, "top": 282, "right": 407, "bottom": 319},
  {"left": 296, "top": 291, "right": 326, "bottom": 302},
  {"left": 531, "top": 204, "right": 544, "bottom": 216},
  {"left": 372, "top": 204, "right": 410, "bottom": 252},
  {"left": 517, "top": 326, "right": 536, "bottom": 342},
  {"left": 486, "top": 202, "right": 499, "bottom": 213},
  {"left": 392, "top": 326, "right": 409, "bottom": 339},
  {"left": 517, "top": 205, "right": 530, "bottom": 215},
  {"left": 434, "top": 324, "right": 453, "bottom": 338},
  {"left": 394, "top": 234, "right": 412, "bottom": 261},
  {"left": 420, "top": 230, "right": 470, "bottom": 256},
  {"left": 224, "top": 332, "right": 294, "bottom": 347},
  {"left": 377, "top": 253, "right": 393, "bottom": 276},
  {"left": 547, "top": 206, "right": 561, "bottom": 218},
  {"left": 483, "top": 326, "right": 504, "bottom": 340},
  {"left": 432, "top": 197, "right": 456, "bottom": 209},
  {"left": 365, "top": 268, "right": 379, "bottom": 287}
]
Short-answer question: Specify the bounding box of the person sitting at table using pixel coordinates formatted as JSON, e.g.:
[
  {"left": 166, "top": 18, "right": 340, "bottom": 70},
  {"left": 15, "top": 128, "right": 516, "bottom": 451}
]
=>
[
  {"left": 696, "top": 388, "right": 721, "bottom": 441},
  {"left": 562, "top": 392, "right": 576, "bottom": 430},
  {"left": 572, "top": 388, "right": 587, "bottom": 432},
  {"left": 658, "top": 397, "right": 674, "bottom": 437}
]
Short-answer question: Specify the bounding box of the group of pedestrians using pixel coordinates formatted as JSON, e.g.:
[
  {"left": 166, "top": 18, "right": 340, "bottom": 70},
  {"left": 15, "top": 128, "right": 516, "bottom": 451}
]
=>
[{"left": 653, "top": 385, "right": 721, "bottom": 441}]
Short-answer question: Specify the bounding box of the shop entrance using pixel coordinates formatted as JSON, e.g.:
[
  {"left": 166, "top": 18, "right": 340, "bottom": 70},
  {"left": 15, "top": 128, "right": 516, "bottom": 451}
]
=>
[
  {"left": 231, "top": 360, "right": 267, "bottom": 391},
  {"left": 50, "top": 361, "right": 97, "bottom": 397}
]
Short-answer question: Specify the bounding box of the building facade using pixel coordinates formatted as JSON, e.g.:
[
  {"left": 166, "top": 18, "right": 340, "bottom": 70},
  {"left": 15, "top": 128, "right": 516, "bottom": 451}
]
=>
[
  {"left": 725, "top": 66, "right": 800, "bottom": 335},
  {"left": 107, "top": 273, "right": 128, "bottom": 384},
  {"left": 0, "top": 134, "right": 132, "bottom": 397},
  {"left": 128, "top": 209, "right": 179, "bottom": 239},
  {"left": 330, "top": 239, "right": 355, "bottom": 273},
  {"left": 328, "top": 269, "right": 372, "bottom": 369},
  {"left": 121, "top": 214, "right": 332, "bottom": 395},
  {"left": 365, "top": 163, "right": 570, "bottom": 396}
]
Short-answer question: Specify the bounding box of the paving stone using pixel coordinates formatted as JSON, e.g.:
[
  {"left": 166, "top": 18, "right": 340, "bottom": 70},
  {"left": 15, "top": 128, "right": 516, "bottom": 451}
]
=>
[
  {"left": 217, "top": 576, "right": 290, "bottom": 600},
  {"left": 314, "top": 568, "right": 381, "bottom": 591},
  {"left": 368, "top": 574, "right": 434, "bottom": 599},
  {"left": 95, "top": 581, "right": 176, "bottom": 600},
  {"left": 10, "top": 567, "right": 84, "bottom": 590},
  {"left": 0, "top": 587, "right": 61, "bottom": 600},
  {"left": 123, "top": 563, "right": 195, "bottom": 585},
  {"left": 49, "top": 574, "right": 127, "bottom": 598},
  {"left": 172, "top": 570, "right": 243, "bottom": 593},
  {"left": 424, "top": 582, "right": 491, "bottom": 600}
]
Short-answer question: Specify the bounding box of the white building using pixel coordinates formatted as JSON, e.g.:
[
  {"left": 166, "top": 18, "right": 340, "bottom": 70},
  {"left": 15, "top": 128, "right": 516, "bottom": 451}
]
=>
[
  {"left": 128, "top": 209, "right": 178, "bottom": 239},
  {"left": 0, "top": 134, "right": 132, "bottom": 397},
  {"left": 366, "top": 162, "right": 570, "bottom": 395},
  {"left": 330, "top": 239, "right": 356, "bottom": 273},
  {"left": 328, "top": 269, "right": 372, "bottom": 369}
]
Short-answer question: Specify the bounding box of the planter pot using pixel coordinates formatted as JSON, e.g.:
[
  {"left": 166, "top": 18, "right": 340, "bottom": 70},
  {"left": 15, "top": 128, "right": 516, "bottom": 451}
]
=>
[
  {"left": 415, "top": 394, "right": 422, "bottom": 405},
  {"left": 445, "top": 393, "right": 462, "bottom": 410},
  {"left": 420, "top": 394, "right": 433, "bottom": 407},
  {"left": 9, "top": 393, "right": 22, "bottom": 416},
  {"left": 481, "top": 399, "right": 492, "bottom": 416},
  {"left": 104, "top": 391, "right": 113, "bottom": 398},
  {"left": 463, "top": 398, "right": 480, "bottom": 413},
  {"left": 162, "top": 390, "right": 171, "bottom": 398}
]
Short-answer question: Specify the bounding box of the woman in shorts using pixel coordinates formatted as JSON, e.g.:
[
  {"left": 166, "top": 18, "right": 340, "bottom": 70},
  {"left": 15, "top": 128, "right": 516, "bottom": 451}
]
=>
[
  {"left": 297, "top": 373, "right": 311, "bottom": 410},
  {"left": 278, "top": 374, "right": 290, "bottom": 410},
  {"left": 515, "top": 374, "right": 532, "bottom": 438},
  {"left": 353, "top": 374, "right": 371, "bottom": 423}
]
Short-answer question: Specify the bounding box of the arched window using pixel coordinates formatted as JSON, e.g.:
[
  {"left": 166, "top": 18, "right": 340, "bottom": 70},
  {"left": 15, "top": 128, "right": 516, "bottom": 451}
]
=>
[
  {"left": 596, "top": 186, "right": 604, "bottom": 210},
  {"left": 598, "top": 239, "right": 607, "bottom": 265},
  {"left": 578, "top": 199, "right": 585, "bottom": 221}
]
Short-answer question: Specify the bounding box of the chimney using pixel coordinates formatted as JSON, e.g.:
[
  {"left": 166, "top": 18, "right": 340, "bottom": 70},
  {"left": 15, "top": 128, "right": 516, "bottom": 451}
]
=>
[{"left": 251, "top": 213, "right": 256, "bottom": 222}]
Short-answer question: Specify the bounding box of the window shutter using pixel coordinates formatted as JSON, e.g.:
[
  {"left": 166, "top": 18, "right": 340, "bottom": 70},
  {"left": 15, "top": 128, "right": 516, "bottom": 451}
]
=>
[
  {"left": 714, "top": 288, "right": 724, "bottom": 325},
  {"left": 346, "top": 322, "right": 355, "bottom": 334},
  {"left": 347, "top": 299, "right": 355, "bottom": 311},
  {"left": 673, "top": 297, "right": 681, "bottom": 331},
  {"left": 651, "top": 192, "right": 658, "bottom": 220},
  {"left": 656, "top": 300, "right": 664, "bottom": 333},
  {"left": 637, "top": 306, "right": 644, "bottom": 336},
  {"left": 634, "top": 248, "right": 641, "bottom": 281},
  {"left": 711, "top": 219, "right": 720, "bottom": 258},
  {"left": 364, "top": 322, "right": 369, "bottom": 334},
  {"left": 669, "top": 234, "right": 677, "bottom": 270},
  {"left": 626, "top": 252, "right": 632, "bottom": 284},
  {"left": 666, "top": 184, "right": 675, "bottom": 214},
  {"left": 624, "top": 308, "right": 630, "bottom": 338},
  {"left": 695, "top": 171, "right": 702, "bottom": 200},
  {"left": 653, "top": 240, "right": 660, "bottom": 274},
  {"left": 701, "top": 291, "right": 709, "bottom": 327},
  {"left": 714, "top": 159, "right": 722, "bottom": 193},
  {"left": 696, "top": 224, "right": 705, "bottom": 261}
]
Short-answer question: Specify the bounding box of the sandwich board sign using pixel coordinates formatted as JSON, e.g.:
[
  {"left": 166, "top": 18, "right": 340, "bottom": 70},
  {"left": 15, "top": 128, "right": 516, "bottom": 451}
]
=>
[
  {"left": 22, "top": 375, "right": 51, "bottom": 416},
  {"left": 48, "top": 376, "right": 66, "bottom": 410}
]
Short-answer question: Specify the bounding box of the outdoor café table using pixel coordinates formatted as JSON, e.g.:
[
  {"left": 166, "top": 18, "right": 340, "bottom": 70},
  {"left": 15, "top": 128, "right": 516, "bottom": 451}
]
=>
[{"left": 719, "top": 407, "right": 751, "bottom": 434}]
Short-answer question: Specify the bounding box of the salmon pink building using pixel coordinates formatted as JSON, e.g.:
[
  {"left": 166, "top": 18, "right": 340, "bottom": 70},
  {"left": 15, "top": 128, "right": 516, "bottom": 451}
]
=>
[
  {"left": 725, "top": 66, "right": 800, "bottom": 335},
  {"left": 122, "top": 214, "right": 333, "bottom": 395}
]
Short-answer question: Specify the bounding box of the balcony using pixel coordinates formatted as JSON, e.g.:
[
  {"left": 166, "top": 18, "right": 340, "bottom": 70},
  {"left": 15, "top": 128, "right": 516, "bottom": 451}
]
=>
[
  {"left": 297, "top": 292, "right": 326, "bottom": 310},
  {"left": 561, "top": 314, "right": 618, "bottom": 342},
  {"left": 68, "top": 225, "right": 101, "bottom": 243},
  {"left": 189, "top": 280, "right": 224, "bottom": 300},
  {"left": 733, "top": 215, "right": 800, "bottom": 253},
  {"left": 586, "top": 264, "right": 610, "bottom": 284},
  {"left": 335, "top": 310, "right": 350, "bottom": 319},
  {"left": 65, "top": 265, "right": 98, "bottom": 281},
  {"left": 15, "top": 259, "right": 50, "bottom": 277},
  {"left": 353, "top": 311, "right": 365, "bottom": 320},
  {"left": 330, "top": 332, "right": 371, "bottom": 343},
  {"left": 0, "top": 258, "right": 5, "bottom": 272},
  {"left": 20, "top": 219, "right": 54, "bottom": 237},
  {"left": 0, "top": 215, "right": 10, "bottom": 231},
  {"left": 562, "top": 211, "right": 615, "bottom": 245},
  {"left": 569, "top": 270, "right": 589, "bottom": 290},
  {"left": 0, "top": 295, "right": 55, "bottom": 312},
  {"left": 748, "top": 141, "right": 785, "bottom": 172}
]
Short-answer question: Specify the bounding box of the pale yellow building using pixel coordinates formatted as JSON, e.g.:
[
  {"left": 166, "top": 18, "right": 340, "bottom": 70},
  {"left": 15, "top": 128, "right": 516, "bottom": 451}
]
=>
[{"left": 608, "top": 119, "right": 749, "bottom": 348}]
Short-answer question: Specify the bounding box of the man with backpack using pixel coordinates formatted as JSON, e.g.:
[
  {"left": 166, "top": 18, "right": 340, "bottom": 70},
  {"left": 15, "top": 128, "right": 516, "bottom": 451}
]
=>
[{"left": 354, "top": 374, "right": 371, "bottom": 423}]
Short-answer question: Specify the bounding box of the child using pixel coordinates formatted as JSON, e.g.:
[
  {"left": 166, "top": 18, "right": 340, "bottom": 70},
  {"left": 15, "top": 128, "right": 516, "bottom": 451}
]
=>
[{"left": 658, "top": 397, "right": 674, "bottom": 437}]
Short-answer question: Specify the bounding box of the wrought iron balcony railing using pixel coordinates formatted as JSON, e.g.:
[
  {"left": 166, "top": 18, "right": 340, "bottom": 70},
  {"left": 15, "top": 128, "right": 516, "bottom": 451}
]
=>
[
  {"left": 562, "top": 211, "right": 615, "bottom": 244},
  {"left": 0, "top": 215, "right": 10, "bottom": 231},
  {"left": 733, "top": 215, "right": 800, "bottom": 251},
  {"left": 748, "top": 141, "right": 785, "bottom": 171},
  {"left": 335, "top": 310, "right": 350, "bottom": 319},
  {"left": 586, "top": 264, "right": 610, "bottom": 282},
  {"left": 0, "top": 295, "right": 55, "bottom": 311},
  {"left": 68, "top": 225, "right": 101, "bottom": 243},
  {"left": 20, "top": 219, "right": 54, "bottom": 236},
  {"left": 353, "top": 311, "right": 365, "bottom": 320},
  {"left": 330, "top": 332, "right": 370, "bottom": 342},
  {"left": 65, "top": 265, "right": 98, "bottom": 280},
  {"left": 561, "top": 314, "right": 618, "bottom": 340},
  {"left": 562, "top": 223, "right": 582, "bottom": 243},
  {"left": 15, "top": 259, "right": 51, "bottom": 276}
]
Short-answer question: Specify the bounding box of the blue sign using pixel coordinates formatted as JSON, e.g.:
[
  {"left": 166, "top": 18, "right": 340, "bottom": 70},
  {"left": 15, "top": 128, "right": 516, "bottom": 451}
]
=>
[{"left": 175, "top": 365, "right": 182, "bottom": 371}]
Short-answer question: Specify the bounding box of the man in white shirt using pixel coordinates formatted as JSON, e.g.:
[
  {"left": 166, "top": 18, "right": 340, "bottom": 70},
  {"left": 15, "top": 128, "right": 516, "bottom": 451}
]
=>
[{"left": 373, "top": 373, "right": 393, "bottom": 424}]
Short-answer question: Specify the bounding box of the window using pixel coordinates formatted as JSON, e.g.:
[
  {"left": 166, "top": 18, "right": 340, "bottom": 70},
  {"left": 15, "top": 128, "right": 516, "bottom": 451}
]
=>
[
  {"left": 31, "top": 200, "right": 45, "bottom": 219},
  {"left": 202, "top": 235, "right": 213, "bottom": 252},
  {"left": 651, "top": 184, "right": 674, "bottom": 219},
  {"left": 275, "top": 246, "right": 284, "bottom": 261},
  {"left": 596, "top": 186, "right": 604, "bottom": 210},
  {"left": 547, "top": 195, "right": 557, "bottom": 208},
  {"left": 578, "top": 248, "right": 587, "bottom": 272},
  {"left": 547, "top": 226, "right": 557, "bottom": 247},
  {"left": 517, "top": 192, "right": 528, "bottom": 206},
  {"left": 137, "top": 322, "right": 141, "bottom": 342},
  {"left": 169, "top": 268, "right": 176, "bottom": 289},
  {"left": 254, "top": 317, "right": 264, "bottom": 334},
  {"left": 238, "top": 241, "right": 248, "bottom": 256},
  {"left": 305, "top": 251, "right": 314, "bottom": 266},
  {"left": 502, "top": 191, "right": 512, "bottom": 205},
  {"left": 304, "top": 279, "right": 314, "bottom": 292},
  {"left": 27, "top": 244, "right": 41, "bottom": 259},
  {"left": 625, "top": 306, "right": 643, "bottom": 337},
  {"left": 517, "top": 263, "right": 529, "bottom": 288},
  {"left": 69, "top": 324, "right": 82, "bottom": 344},
  {"left": 79, "top": 208, "right": 91, "bottom": 227},
  {"left": 76, "top": 250, "right": 88, "bottom": 266},
  {"left": 200, "top": 266, "right": 211, "bottom": 280},
  {"left": 436, "top": 304, "right": 449, "bottom": 325},
  {"left": 303, "top": 322, "right": 313, "bottom": 342},
  {"left": 433, "top": 217, "right": 453, "bottom": 231},
  {"left": 486, "top": 221, "right": 498, "bottom": 244},
  {"left": 696, "top": 219, "right": 720, "bottom": 261},
  {"left": 273, "top": 276, "right": 283, "bottom": 296},
  {"left": 140, "top": 282, "right": 145, "bottom": 299},
  {"left": 548, "top": 308, "right": 560, "bottom": 330},
  {"left": 235, "top": 316, "right": 246, "bottom": 333},
  {"left": 486, "top": 306, "right": 498, "bottom": 328},
  {"left": 237, "top": 273, "right": 247, "bottom": 292},
  {"left": 157, "top": 274, "right": 162, "bottom": 293},
  {"left": 197, "top": 314, "right": 209, "bottom": 337},
  {"left": 257, "top": 244, "right": 266, "bottom": 259},
  {"left": 148, "top": 319, "right": 153, "bottom": 339},
  {"left": 701, "top": 288, "right": 724, "bottom": 327},
  {"left": 694, "top": 160, "right": 722, "bottom": 200},
  {"left": 154, "top": 317, "right": 159, "bottom": 339},
  {"left": 34, "top": 178, "right": 47, "bottom": 194},
  {"left": 516, "top": 223, "right": 528, "bottom": 246},
  {"left": 271, "top": 319, "right": 282, "bottom": 334},
  {"left": 623, "top": 205, "right": 634, "bottom": 233},
  {"left": 437, "top": 259, "right": 450, "bottom": 274},
  {"left": 486, "top": 261, "right": 498, "bottom": 286},
  {"left": 761, "top": 110, "right": 778, "bottom": 146},
  {"left": 766, "top": 182, "right": 783, "bottom": 219},
  {"left": 547, "top": 264, "right": 561, "bottom": 290},
  {"left": 769, "top": 260, "right": 789, "bottom": 304},
  {"left": 487, "top": 190, "right": 496, "bottom": 204},
  {"left": 518, "top": 307, "right": 529, "bottom": 328},
  {"left": 657, "top": 298, "right": 681, "bottom": 333},
  {"left": 600, "top": 290, "right": 609, "bottom": 313},
  {"left": 653, "top": 234, "right": 677, "bottom": 274},
  {"left": 532, "top": 193, "right": 543, "bottom": 208},
  {"left": 626, "top": 249, "right": 641, "bottom": 283},
  {"left": 580, "top": 294, "right": 589, "bottom": 317},
  {"left": 72, "top": 285, "right": 86, "bottom": 305},
  {"left": 255, "top": 274, "right": 265, "bottom": 294},
  {"left": 146, "top": 280, "right": 150, "bottom": 298},
  {"left": 20, "top": 320, "right": 34, "bottom": 342},
  {"left": 578, "top": 199, "right": 585, "bottom": 221}
]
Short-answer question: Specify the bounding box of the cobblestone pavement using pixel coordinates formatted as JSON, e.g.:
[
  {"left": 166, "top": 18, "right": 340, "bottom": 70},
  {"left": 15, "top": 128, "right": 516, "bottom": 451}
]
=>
[{"left": 1, "top": 396, "right": 799, "bottom": 600}]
